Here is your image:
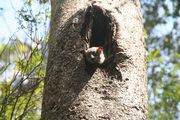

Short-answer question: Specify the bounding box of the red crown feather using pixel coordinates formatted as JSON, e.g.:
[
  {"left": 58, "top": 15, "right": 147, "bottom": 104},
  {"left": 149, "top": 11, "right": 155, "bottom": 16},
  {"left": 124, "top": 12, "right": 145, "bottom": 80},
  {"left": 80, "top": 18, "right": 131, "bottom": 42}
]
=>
[{"left": 97, "top": 47, "right": 103, "bottom": 53}]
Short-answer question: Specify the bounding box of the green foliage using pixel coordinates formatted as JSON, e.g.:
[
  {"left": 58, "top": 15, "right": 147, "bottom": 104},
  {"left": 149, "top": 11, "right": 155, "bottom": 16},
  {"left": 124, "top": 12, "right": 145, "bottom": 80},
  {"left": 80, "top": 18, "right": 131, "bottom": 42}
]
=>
[
  {"left": 16, "top": 47, "right": 43, "bottom": 74},
  {"left": 0, "top": 80, "right": 43, "bottom": 120},
  {"left": 0, "top": 0, "right": 49, "bottom": 119},
  {"left": 142, "top": 0, "right": 180, "bottom": 119},
  {"left": 0, "top": 39, "right": 29, "bottom": 62},
  {"left": 147, "top": 50, "right": 161, "bottom": 62},
  {"left": 0, "top": 44, "right": 45, "bottom": 119}
]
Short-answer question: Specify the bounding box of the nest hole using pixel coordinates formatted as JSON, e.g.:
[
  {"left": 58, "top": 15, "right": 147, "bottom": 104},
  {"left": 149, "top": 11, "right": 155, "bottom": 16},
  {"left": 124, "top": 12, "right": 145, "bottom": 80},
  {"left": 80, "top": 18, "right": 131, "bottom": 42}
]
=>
[
  {"left": 90, "top": 7, "right": 109, "bottom": 47},
  {"left": 80, "top": 4, "right": 117, "bottom": 69}
]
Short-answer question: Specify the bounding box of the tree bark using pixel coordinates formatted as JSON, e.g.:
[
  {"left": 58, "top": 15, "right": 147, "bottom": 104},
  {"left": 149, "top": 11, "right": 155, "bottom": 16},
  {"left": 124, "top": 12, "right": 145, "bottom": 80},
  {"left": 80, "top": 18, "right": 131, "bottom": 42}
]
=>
[{"left": 41, "top": 0, "right": 148, "bottom": 120}]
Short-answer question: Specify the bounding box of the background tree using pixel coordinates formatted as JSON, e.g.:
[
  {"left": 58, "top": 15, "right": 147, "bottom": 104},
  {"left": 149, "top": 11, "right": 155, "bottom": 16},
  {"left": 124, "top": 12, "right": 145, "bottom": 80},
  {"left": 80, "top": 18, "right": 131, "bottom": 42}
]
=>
[{"left": 41, "top": 0, "right": 147, "bottom": 119}]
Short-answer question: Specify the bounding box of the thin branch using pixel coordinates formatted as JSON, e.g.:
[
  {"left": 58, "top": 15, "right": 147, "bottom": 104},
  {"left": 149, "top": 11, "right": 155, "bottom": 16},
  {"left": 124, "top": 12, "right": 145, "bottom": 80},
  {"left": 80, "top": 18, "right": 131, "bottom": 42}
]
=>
[
  {"left": 18, "top": 89, "right": 36, "bottom": 120},
  {"left": 10, "top": 95, "right": 20, "bottom": 120}
]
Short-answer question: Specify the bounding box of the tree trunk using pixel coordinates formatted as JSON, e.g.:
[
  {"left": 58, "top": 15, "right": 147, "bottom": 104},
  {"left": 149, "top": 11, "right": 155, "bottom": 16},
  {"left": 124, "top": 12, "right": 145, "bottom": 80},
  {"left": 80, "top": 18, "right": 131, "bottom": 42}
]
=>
[{"left": 41, "top": 0, "right": 148, "bottom": 120}]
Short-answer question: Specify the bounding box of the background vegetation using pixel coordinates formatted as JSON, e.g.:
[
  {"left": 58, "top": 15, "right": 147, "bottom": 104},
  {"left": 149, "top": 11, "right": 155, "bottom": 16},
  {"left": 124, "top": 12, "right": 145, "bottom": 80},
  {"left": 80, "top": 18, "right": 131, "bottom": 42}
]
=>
[{"left": 0, "top": 0, "right": 179, "bottom": 119}]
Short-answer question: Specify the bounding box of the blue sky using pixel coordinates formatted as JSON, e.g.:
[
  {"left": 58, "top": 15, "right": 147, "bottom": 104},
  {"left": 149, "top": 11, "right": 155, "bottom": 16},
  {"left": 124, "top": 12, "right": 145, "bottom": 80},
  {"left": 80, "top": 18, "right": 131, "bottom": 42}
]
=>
[
  {"left": 0, "top": 0, "right": 23, "bottom": 43},
  {"left": 0, "top": 0, "right": 50, "bottom": 44}
]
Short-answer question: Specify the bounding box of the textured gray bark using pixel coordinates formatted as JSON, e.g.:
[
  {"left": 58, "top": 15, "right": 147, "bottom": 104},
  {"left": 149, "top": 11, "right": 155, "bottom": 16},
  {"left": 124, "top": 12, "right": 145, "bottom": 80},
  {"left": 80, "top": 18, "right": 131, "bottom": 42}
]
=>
[{"left": 41, "top": 0, "right": 148, "bottom": 120}]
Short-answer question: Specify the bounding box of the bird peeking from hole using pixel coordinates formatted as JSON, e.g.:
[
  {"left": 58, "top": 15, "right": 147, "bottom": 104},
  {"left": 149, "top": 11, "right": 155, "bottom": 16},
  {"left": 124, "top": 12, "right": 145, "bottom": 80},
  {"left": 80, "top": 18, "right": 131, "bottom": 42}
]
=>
[
  {"left": 81, "top": 46, "right": 122, "bottom": 67},
  {"left": 81, "top": 47, "right": 106, "bottom": 65},
  {"left": 80, "top": 46, "right": 119, "bottom": 67}
]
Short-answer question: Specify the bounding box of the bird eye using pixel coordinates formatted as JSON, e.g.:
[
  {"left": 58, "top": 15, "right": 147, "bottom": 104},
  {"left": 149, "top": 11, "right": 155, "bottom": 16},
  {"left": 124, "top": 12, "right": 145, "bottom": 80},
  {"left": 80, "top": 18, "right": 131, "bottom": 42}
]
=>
[{"left": 90, "top": 54, "right": 95, "bottom": 59}]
